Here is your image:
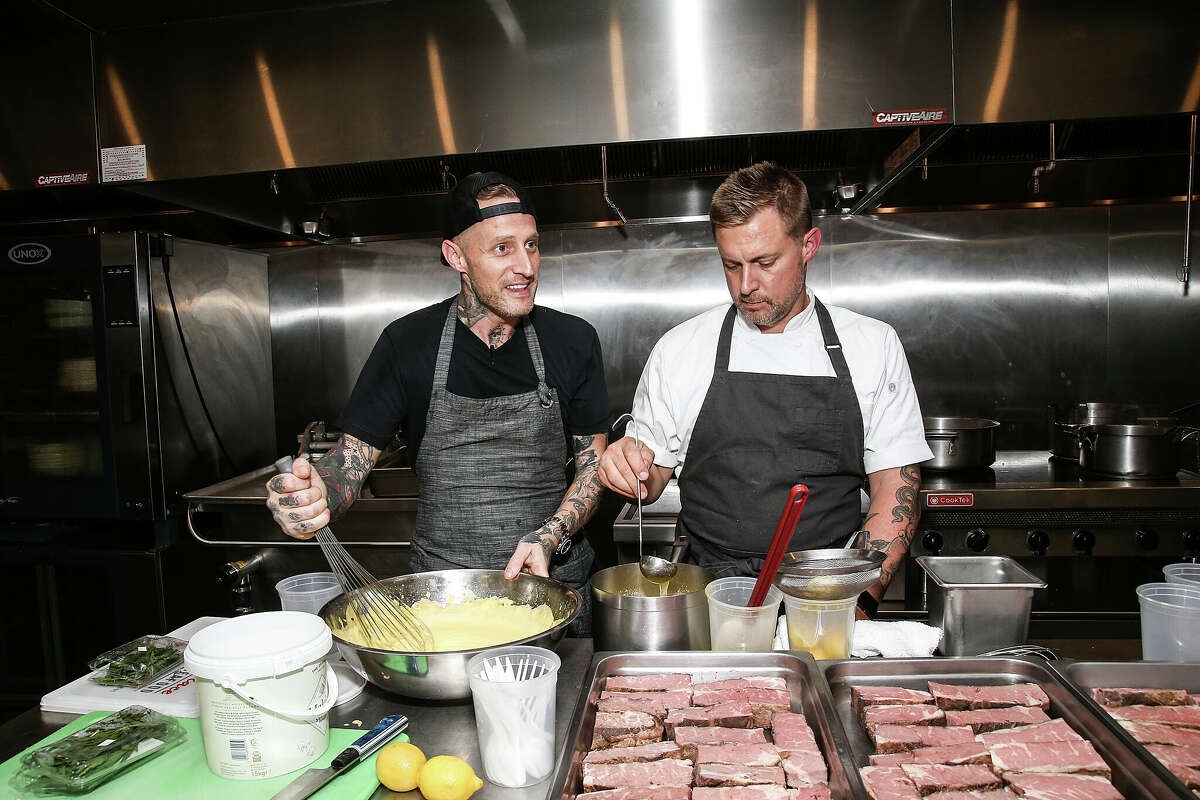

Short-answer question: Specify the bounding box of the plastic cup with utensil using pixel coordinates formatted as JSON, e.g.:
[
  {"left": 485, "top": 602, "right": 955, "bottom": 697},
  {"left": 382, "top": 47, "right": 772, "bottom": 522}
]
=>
[
  {"left": 467, "top": 645, "right": 560, "bottom": 788},
  {"left": 706, "top": 577, "right": 783, "bottom": 651}
]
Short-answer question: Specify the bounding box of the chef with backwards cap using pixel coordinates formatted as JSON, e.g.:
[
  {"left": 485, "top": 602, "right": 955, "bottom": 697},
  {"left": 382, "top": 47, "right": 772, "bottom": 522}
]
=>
[{"left": 265, "top": 172, "right": 611, "bottom": 610}]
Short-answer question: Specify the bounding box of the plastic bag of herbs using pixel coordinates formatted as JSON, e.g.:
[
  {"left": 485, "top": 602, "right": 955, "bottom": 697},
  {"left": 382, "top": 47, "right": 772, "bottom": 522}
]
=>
[
  {"left": 88, "top": 635, "right": 186, "bottom": 688},
  {"left": 10, "top": 706, "right": 186, "bottom": 795}
]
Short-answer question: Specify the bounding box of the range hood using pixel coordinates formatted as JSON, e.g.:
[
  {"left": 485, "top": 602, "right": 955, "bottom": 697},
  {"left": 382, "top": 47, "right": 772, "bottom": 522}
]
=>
[{"left": 1, "top": 0, "right": 1197, "bottom": 244}]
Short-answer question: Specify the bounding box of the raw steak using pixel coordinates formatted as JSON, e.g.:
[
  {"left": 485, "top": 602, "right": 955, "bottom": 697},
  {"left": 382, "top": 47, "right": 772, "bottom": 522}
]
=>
[
  {"left": 692, "top": 787, "right": 795, "bottom": 800},
  {"left": 606, "top": 674, "right": 693, "bottom": 692},
  {"left": 906, "top": 743, "right": 991, "bottom": 766},
  {"left": 1119, "top": 721, "right": 1200, "bottom": 746},
  {"left": 1166, "top": 763, "right": 1200, "bottom": 790},
  {"left": 870, "top": 752, "right": 916, "bottom": 766},
  {"left": 924, "top": 792, "right": 1016, "bottom": 800},
  {"left": 859, "top": 765, "right": 922, "bottom": 800},
  {"left": 581, "top": 758, "right": 694, "bottom": 791},
  {"left": 693, "top": 686, "right": 791, "bottom": 727},
  {"left": 852, "top": 686, "right": 935, "bottom": 716},
  {"left": 694, "top": 763, "right": 786, "bottom": 787},
  {"left": 772, "top": 712, "right": 818, "bottom": 755},
  {"left": 974, "top": 719, "right": 1082, "bottom": 747},
  {"left": 598, "top": 691, "right": 695, "bottom": 718},
  {"left": 694, "top": 677, "right": 789, "bottom": 693},
  {"left": 696, "top": 743, "right": 781, "bottom": 767},
  {"left": 871, "top": 724, "right": 976, "bottom": 754},
  {"left": 927, "top": 683, "right": 1050, "bottom": 712},
  {"left": 674, "top": 727, "right": 768, "bottom": 760},
  {"left": 1091, "top": 687, "right": 1189, "bottom": 707},
  {"left": 1107, "top": 704, "right": 1200, "bottom": 729},
  {"left": 943, "top": 705, "right": 1049, "bottom": 733},
  {"left": 900, "top": 764, "right": 1002, "bottom": 795},
  {"left": 591, "top": 710, "right": 663, "bottom": 749},
  {"left": 790, "top": 788, "right": 833, "bottom": 800},
  {"left": 1002, "top": 773, "right": 1125, "bottom": 800},
  {"left": 1190, "top": 694, "right": 1200, "bottom": 705},
  {"left": 576, "top": 787, "right": 692, "bottom": 800},
  {"left": 863, "top": 704, "right": 946, "bottom": 732},
  {"left": 1147, "top": 743, "right": 1200, "bottom": 768},
  {"left": 584, "top": 741, "right": 685, "bottom": 764},
  {"left": 987, "top": 740, "right": 1110, "bottom": 778},
  {"left": 666, "top": 702, "right": 754, "bottom": 734},
  {"left": 781, "top": 749, "right": 828, "bottom": 788}
]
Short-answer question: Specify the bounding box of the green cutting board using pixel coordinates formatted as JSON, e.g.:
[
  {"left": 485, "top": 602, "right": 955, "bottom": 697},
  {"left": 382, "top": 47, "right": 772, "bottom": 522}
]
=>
[{"left": 0, "top": 712, "right": 408, "bottom": 800}]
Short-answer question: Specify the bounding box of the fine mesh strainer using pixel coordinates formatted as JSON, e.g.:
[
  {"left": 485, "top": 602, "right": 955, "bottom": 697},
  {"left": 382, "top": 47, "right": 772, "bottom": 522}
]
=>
[{"left": 774, "top": 547, "right": 885, "bottom": 601}]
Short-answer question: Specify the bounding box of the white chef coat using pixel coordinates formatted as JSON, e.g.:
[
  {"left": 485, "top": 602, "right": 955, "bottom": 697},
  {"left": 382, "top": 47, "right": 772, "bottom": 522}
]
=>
[{"left": 630, "top": 294, "right": 933, "bottom": 476}]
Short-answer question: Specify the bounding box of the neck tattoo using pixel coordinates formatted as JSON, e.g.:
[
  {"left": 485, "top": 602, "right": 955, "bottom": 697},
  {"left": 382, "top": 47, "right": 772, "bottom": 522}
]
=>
[{"left": 488, "top": 325, "right": 507, "bottom": 349}]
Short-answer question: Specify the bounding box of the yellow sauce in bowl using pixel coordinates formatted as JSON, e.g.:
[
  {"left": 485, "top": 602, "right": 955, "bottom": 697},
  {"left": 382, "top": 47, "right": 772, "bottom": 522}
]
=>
[{"left": 335, "top": 594, "right": 563, "bottom": 652}]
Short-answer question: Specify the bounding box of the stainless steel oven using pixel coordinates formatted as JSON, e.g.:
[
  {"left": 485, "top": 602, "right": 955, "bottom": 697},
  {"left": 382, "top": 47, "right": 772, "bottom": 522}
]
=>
[{"left": 0, "top": 232, "right": 275, "bottom": 521}]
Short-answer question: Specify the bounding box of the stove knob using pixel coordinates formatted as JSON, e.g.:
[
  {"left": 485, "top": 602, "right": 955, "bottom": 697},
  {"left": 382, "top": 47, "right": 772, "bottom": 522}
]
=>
[
  {"left": 921, "top": 530, "right": 944, "bottom": 555},
  {"left": 1183, "top": 529, "right": 1200, "bottom": 552},
  {"left": 1135, "top": 529, "right": 1159, "bottom": 551},
  {"left": 1072, "top": 529, "right": 1095, "bottom": 554},
  {"left": 1026, "top": 529, "right": 1050, "bottom": 556},
  {"left": 966, "top": 528, "right": 990, "bottom": 552}
]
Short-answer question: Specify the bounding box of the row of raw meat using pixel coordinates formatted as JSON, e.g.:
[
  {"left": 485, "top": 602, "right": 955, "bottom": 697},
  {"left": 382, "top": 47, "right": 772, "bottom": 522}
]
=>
[
  {"left": 576, "top": 673, "right": 833, "bottom": 800},
  {"left": 853, "top": 681, "right": 1124, "bottom": 800},
  {"left": 1092, "top": 686, "right": 1200, "bottom": 795}
]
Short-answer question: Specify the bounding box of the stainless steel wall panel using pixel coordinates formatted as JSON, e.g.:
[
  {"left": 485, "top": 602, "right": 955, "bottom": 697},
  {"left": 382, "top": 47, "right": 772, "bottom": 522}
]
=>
[
  {"left": 94, "top": 0, "right": 952, "bottom": 181},
  {"left": 954, "top": 0, "right": 1200, "bottom": 124},
  {"left": 1106, "top": 204, "right": 1200, "bottom": 411},
  {"left": 824, "top": 210, "right": 1110, "bottom": 448}
]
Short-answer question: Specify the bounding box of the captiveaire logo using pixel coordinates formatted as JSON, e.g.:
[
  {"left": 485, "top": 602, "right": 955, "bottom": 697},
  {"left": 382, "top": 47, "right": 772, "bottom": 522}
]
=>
[{"left": 8, "top": 243, "right": 51, "bottom": 265}]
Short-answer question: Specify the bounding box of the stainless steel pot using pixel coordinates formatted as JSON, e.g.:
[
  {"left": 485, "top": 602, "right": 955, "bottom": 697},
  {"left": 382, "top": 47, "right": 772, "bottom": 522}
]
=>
[
  {"left": 321, "top": 569, "right": 581, "bottom": 700},
  {"left": 591, "top": 563, "right": 714, "bottom": 651},
  {"left": 922, "top": 417, "right": 1000, "bottom": 471},
  {"left": 1077, "top": 423, "right": 1200, "bottom": 478},
  {"left": 1049, "top": 403, "right": 1139, "bottom": 461}
]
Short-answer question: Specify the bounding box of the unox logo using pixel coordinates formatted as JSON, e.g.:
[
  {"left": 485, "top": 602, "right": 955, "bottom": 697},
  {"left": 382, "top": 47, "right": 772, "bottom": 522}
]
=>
[
  {"left": 926, "top": 492, "right": 974, "bottom": 508},
  {"left": 8, "top": 243, "right": 51, "bottom": 265}
]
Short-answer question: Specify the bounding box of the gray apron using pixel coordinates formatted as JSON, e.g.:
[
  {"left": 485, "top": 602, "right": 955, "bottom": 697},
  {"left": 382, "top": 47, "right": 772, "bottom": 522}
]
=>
[
  {"left": 676, "top": 299, "right": 866, "bottom": 578},
  {"left": 412, "top": 303, "right": 593, "bottom": 623}
]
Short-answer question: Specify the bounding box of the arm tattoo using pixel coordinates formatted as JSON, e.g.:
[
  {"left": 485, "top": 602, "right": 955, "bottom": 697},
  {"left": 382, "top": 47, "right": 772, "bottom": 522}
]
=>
[
  {"left": 529, "top": 433, "right": 608, "bottom": 551},
  {"left": 865, "top": 465, "right": 922, "bottom": 591},
  {"left": 456, "top": 285, "right": 488, "bottom": 329},
  {"left": 316, "top": 434, "right": 381, "bottom": 521}
]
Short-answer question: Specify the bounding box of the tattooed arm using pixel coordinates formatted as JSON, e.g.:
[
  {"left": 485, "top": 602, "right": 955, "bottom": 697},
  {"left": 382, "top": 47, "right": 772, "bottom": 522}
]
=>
[
  {"left": 504, "top": 433, "right": 609, "bottom": 579},
  {"left": 265, "top": 434, "right": 381, "bottom": 539},
  {"left": 859, "top": 464, "right": 922, "bottom": 614}
]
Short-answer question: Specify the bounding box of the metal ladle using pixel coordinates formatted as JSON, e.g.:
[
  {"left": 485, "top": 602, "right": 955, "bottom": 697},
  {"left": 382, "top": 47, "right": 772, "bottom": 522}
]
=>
[{"left": 613, "top": 413, "right": 679, "bottom": 592}]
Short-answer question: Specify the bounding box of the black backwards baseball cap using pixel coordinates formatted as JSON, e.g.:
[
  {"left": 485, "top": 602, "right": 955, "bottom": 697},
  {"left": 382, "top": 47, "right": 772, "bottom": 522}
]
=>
[{"left": 441, "top": 171, "right": 537, "bottom": 265}]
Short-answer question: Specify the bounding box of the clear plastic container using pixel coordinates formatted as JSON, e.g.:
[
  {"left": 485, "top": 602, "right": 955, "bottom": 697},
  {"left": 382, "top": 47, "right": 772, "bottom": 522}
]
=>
[
  {"left": 467, "top": 645, "right": 559, "bottom": 788},
  {"left": 88, "top": 636, "right": 186, "bottom": 689},
  {"left": 276, "top": 572, "right": 343, "bottom": 615},
  {"left": 705, "top": 577, "right": 783, "bottom": 652},
  {"left": 1137, "top": 582, "right": 1200, "bottom": 661},
  {"left": 1163, "top": 563, "right": 1200, "bottom": 588},
  {"left": 782, "top": 594, "right": 857, "bottom": 660}
]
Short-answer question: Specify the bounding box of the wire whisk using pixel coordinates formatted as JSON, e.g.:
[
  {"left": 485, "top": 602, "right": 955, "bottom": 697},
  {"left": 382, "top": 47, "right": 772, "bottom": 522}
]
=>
[{"left": 275, "top": 457, "right": 434, "bottom": 651}]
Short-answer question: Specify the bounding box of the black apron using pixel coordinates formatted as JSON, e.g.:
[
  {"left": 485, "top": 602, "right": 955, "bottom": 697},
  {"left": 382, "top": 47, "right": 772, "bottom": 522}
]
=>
[
  {"left": 676, "top": 298, "right": 866, "bottom": 578},
  {"left": 412, "top": 303, "right": 594, "bottom": 624}
]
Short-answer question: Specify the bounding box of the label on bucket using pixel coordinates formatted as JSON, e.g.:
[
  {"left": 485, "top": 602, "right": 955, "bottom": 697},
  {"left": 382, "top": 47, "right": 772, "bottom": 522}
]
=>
[{"left": 926, "top": 492, "right": 973, "bottom": 508}]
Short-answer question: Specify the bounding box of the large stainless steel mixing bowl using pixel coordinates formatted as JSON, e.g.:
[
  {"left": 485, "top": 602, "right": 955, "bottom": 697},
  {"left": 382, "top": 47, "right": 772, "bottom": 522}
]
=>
[{"left": 320, "top": 569, "right": 582, "bottom": 700}]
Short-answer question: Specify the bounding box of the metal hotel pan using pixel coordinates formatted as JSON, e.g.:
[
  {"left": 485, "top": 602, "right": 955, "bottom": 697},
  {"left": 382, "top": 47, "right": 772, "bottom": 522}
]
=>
[
  {"left": 1052, "top": 660, "right": 1200, "bottom": 798},
  {"left": 549, "top": 651, "right": 867, "bottom": 800},
  {"left": 822, "top": 657, "right": 1179, "bottom": 800}
]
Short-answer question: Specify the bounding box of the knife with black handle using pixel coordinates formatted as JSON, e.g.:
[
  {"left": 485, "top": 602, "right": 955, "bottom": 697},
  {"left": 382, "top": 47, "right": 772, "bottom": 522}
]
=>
[{"left": 271, "top": 713, "right": 410, "bottom": 800}]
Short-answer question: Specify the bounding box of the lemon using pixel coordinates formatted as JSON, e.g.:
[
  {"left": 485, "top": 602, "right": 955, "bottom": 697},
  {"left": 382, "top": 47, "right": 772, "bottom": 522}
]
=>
[
  {"left": 376, "top": 741, "right": 426, "bottom": 792},
  {"left": 417, "top": 755, "right": 484, "bottom": 800}
]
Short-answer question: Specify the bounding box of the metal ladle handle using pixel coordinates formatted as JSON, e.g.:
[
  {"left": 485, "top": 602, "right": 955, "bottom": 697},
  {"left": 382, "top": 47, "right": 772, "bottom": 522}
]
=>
[{"left": 612, "top": 413, "right": 644, "bottom": 560}]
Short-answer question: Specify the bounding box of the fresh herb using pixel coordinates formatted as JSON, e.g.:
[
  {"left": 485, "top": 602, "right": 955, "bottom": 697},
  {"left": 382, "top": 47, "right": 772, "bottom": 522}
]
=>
[
  {"left": 11, "top": 706, "right": 185, "bottom": 795},
  {"left": 92, "top": 643, "right": 183, "bottom": 687}
]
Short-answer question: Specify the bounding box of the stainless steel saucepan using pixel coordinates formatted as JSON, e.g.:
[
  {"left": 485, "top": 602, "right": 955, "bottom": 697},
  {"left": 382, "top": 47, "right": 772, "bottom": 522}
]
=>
[
  {"left": 922, "top": 416, "right": 1000, "bottom": 471},
  {"left": 1077, "top": 423, "right": 1200, "bottom": 478},
  {"left": 1048, "top": 402, "right": 1139, "bottom": 461}
]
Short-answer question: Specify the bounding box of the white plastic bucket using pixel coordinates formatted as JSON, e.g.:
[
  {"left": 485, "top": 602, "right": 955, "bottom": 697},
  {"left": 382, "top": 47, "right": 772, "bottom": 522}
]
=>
[{"left": 184, "top": 611, "right": 338, "bottom": 780}]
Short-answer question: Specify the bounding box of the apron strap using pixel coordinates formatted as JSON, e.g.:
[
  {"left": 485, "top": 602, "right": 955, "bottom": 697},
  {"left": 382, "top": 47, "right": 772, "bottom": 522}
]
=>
[
  {"left": 714, "top": 306, "right": 737, "bottom": 373},
  {"left": 523, "top": 314, "right": 554, "bottom": 408},
  {"left": 433, "top": 302, "right": 459, "bottom": 389},
  {"left": 813, "top": 297, "right": 853, "bottom": 382}
]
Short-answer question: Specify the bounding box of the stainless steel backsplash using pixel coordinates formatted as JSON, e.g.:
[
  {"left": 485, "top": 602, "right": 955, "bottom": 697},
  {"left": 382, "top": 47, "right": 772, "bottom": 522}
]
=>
[{"left": 265, "top": 203, "right": 1199, "bottom": 454}]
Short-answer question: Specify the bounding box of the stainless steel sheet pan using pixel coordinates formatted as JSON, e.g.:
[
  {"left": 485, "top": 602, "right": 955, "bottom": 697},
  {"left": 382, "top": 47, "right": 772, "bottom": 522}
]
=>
[
  {"left": 822, "top": 657, "right": 1178, "bottom": 800},
  {"left": 550, "top": 651, "right": 867, "bottom": 800},
  {"left": 1054, "top": 660, "right": 1200, "bottom": 799}
]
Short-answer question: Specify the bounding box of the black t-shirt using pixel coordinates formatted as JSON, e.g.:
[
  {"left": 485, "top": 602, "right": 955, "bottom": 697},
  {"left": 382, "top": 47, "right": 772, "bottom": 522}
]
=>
[{"left": 338, "top": 298, "right": 611, "bottom": 461}]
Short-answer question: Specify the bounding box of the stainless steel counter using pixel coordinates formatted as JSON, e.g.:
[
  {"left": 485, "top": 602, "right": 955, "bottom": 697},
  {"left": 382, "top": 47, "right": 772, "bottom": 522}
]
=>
[{"left": 0, "top": 638, "right": 595, "bottom": 800}]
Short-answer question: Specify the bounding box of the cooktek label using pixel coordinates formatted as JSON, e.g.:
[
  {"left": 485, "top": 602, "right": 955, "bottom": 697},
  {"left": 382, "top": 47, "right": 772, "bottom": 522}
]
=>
[{"left": 925, "top": 492, "right": 974, "bottom": 508}]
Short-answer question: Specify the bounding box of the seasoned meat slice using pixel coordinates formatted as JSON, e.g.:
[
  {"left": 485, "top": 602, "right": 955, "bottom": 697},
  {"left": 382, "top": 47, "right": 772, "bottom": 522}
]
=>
[
  {"left": 974, "top": 719, "right": 1082, "bottom": 747},
  {"left": 859, "top": 765, "right": 922, "bottom": 800},
  {"left": 665, "top": 702, "right": 754, "bottom": 735},
  {"left": 584, "top": 741, "right": 685, "bottom": 764},
  {"left": 943, "top": 706, "right": 1049, "bottom": 734},
  {"left": 899, "top": 763, "right": 1002, "bottom": 795},
  {"left": 1118, "top": 720, "right": 1200, "bottom": 746},
  {"left": 1002, "top": 773, "right": 1124, "bottom": 800},
  {"left": 927, "top": 683, "right": 1050, "bottom": 712},
  {"left": 862, "top": 704, "right": 945, "bottom": 733},
  {"left": 1146, "top": 743, "right": 1200, "bottom": 769},
  {"left": 771, "top": 711, "right": 818, "bottom": 756},
  {"left": 780, "top": 749, "right": 828, "bottom": 789},
  {"left": 1091, "top": 687, "right": 1190, "bottom": 707},
  {"left": 1106, "top": 704, "right": 1200, "bottom": 729},
  {"left": 852, "top": 686, "right": 935, "bottom": 717},
  {"left": 986, "top": 740, "right": 1110, "bottom": 778},
  {"left": 694, "top": 763, "right": 786, "bottom": 787},
  {"left": 605, "top": 674, "right": 693, "bottom": 692},
  {"left": 673, "top": 727, "right": 768, "bottom": 761},
  {"left": 576, "top": 788, "right": 692, "bottom": 800},
  {"left": 581, "top": 758, "right": 693, "bottom": 791},
  {"left": 597, "top": 691, "right": 695, "bottom": 719},
  {"left": 591, "top": 710, "right": 663, "bottom": 749},
  {"left": 871, "top": 725, "right": 975, "bottom": 754}
]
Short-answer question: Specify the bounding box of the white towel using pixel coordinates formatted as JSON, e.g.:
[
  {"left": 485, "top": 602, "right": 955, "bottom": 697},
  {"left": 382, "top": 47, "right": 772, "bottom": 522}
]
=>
[{"left": 772, "top": 615, "right": 941, "bottom": 658}]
